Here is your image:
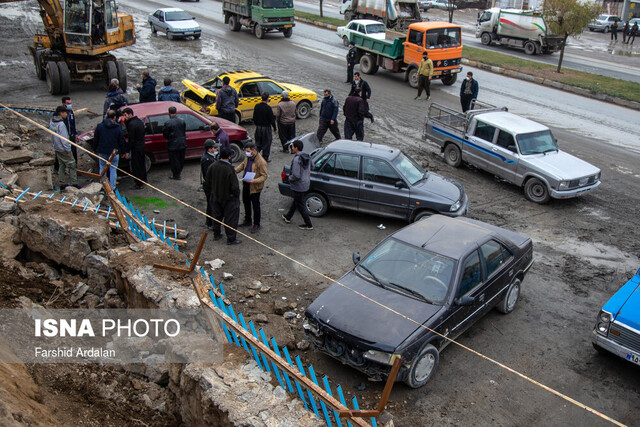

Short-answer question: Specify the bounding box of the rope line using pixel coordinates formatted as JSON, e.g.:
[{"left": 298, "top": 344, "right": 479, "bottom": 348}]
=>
[{"left": 0, "top": 104, "right": 626, "bottom": 427}]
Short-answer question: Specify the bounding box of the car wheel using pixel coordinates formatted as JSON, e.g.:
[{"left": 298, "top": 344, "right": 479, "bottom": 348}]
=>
[
  {"left": 151, "top": 24, "right": 157, "bottom": 34},
  {"left": 296, "top": 100, "right": 312, "bottom": 119},
  {"left": 524, "top": 177, "right": 550, "bottom": 204},
  {"left": 441, "top": 73, "right": 457, "bottom": 86},
  {"left": 144, "top": 154, "right": 152, "bottom": 173},
  {"left": 235, "top": 111, "right": 242, "bottom": 124},
  {"left": 343, "top": 35, "right": 350, "bottom": 46},
  {"left": 230, "top": 142, "right": 243, "bottom": 163},
  {"left": 255, "top": 25, "right": 265, "bottom": 39},
  {"left": 194, "top": 34, "right": 201, "bottom": 40},
  {"left": 283, "top": 27, "right": 293, "bottom": 38},
  {"left": 589, "top": 27, "right": 594, "bottom": 32},
  {"left": 592, "top": 342, "right": 610, "bottom": 356},
  {"left": 413, "top": 210, "right": 435, "bottom": 222},
  {"left": 45, "top": 61, "right": 61, "bottom": 95},
  {"left": 603, "top": 26, "right": 609, "bottom": 33},
  {"left": 444, "top": 143, "right": 462, "bottom": 167},
  {"left": 404, "top": 344, "right": 439, "bottom": 388},
  {"left": 497, "top": 278, "right": 521, "bottom": 314},
  {"left": 359, "top": 54, "right": 379, "bottom": 74},
  {"left": 167, "top": 32, "right": 174, "bottom": 40},
  {"left": 57, "top": 61, "right": 71, "bottom": 95},
  {"left": 524, "top": 41, "right": 536, "bottom": 55},
  {"left": 407, "top": 67, "right": 418, "bottom": 88},
  {"left": 481, "top": 32, "right": 492, "bottom": 45},
  {"left": 303, "top": 192, "right": 328, "bottom": 217},
  {"left": 115, "top": 60, "right": 128, "bottom": 91}
]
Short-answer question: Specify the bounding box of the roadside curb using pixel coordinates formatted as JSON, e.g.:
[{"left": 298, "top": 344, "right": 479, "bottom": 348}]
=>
[{"left": 295, "top": 16, "right": 640, "bottom": 111}]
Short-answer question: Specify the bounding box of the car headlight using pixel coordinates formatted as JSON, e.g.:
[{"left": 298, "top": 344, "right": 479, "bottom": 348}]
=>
[
  {"left": 449, "top": 200, "right": 461, "bottom": 212},
  {"left": 363, "top": 349, "right": 396, "bottom": 365},
  {"left": 596, "top": 310, "right": 612, "bottom": 336},
  {"left": 558, "top": 181, "right": 569, "bottom": 190},
  {"left": 596, "top": 172, "right": 601, "bottom": 181}
]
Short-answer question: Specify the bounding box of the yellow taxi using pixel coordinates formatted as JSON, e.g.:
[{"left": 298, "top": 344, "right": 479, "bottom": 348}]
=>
[{"left": 181, "top": 70, "right": 319, "bottom": 123}]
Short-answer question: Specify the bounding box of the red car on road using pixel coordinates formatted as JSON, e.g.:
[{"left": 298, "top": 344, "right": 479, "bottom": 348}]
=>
[{"left": 79, "top": 101, "right": 251, "bottom": 169}]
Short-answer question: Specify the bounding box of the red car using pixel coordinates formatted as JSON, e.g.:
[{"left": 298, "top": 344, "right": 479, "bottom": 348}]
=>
[{"left": 79, "top": 101, "right": 251, "bottom": 170}]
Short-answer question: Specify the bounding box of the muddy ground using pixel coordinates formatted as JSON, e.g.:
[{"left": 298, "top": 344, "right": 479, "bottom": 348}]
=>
[{"left": 1, "top": 1, "right": 639, "bottom": 426}]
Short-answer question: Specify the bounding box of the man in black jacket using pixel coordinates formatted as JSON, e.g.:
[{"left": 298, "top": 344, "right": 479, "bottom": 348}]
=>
[
  {"left": 94, "top": 110, "right": 127, "bottom": 190},
  {"left": 201, "top": 139, "right": 220, "bottom": 229},
  {"left": 253, "top": 92, "right": 277, "bottom": 162},
  {"left": 351, "top": 72, "right": 373, "bottom": 123},
  {"left": 162, "top": 106, "right": 187, "bottom": 180},
  {"left": 343, "top": 88, "right": 365, "bottom": 141},
  {"left": 204, "top": 148, "right": 241, "bottom": 245},
  {"left": 136, "top": 70, "right": 157, "bottom": 103},
  {"left": 346, "top": 42, "right": 357, "bottom": 84},
  {"left": 122, "top": 108, "right": 147, "bottom": 189}
]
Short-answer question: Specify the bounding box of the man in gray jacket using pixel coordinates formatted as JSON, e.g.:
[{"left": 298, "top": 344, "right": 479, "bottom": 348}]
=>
[
  {"left": 282, "top": 140, "right": 313, "bottom": 230},
  {"left": 215, "top": 76, "right": 239, "bottom": 123},
  {"left": 276, "top": 90, "right": 296, "bottom": 152},
  {"left": 50, "top": 106, "right": 78, "bottom": 190}
]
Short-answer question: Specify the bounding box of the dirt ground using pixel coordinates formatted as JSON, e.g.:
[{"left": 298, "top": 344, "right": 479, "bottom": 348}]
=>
[{"left": 1, "top": 1, "right": 640, "bottom": 426}]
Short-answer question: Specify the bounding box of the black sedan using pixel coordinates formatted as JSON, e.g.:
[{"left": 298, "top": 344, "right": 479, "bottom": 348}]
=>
[
  {"left": 303, "top": 215, "right": 534, "bottom": 388},
  {"left": 278, "top": 140, "right": 468, "bottom": 222}
]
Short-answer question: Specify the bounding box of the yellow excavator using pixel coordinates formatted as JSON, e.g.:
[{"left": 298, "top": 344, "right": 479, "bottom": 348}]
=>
[{"left": 29, "top": 0, "right": 136, "bottom": 95}]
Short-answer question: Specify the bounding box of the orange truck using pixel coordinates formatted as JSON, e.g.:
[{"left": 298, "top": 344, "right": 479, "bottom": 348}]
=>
[{"left": 350, "top": 21, "right": 462, "bottom": 87}]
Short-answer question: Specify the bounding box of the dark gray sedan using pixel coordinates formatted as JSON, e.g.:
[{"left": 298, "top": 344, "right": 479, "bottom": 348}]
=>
[
  {"left": 303, "top": 215, "right": 534, "bottom": 388},
  {"left": 278, "top": 140, "right": 468, "bottom": 222}
]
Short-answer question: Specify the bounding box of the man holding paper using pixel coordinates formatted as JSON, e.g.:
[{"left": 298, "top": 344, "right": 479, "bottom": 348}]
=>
[{"left": 235, "top": 142, "right": 268, "bottom": 233}]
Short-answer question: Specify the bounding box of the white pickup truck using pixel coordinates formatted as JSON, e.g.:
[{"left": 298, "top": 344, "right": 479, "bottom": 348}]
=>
[{"left": 422, "top": 102, "right": 601, "bottom": 204}]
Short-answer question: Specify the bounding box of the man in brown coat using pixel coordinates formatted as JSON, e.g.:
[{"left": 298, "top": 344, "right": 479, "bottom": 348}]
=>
[
  {"left": 235, "top": 142, "right": 268, "bottom": 233},
  {"left": 276, "top": 90, "right": 297, "bottom": 152}
]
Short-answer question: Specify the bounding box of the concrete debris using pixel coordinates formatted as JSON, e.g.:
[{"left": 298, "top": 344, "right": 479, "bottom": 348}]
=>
[
  {"left": 222, "top": 272, "right": 234, "bottom": 280},
  {"left": 259, "top": 285, "right": 271, "bottom": 293},
  {"left": 70, "top": 282, "right": 89, "bottom": 303},
  {"left": 204, "top": 258, "right": 225, "bottom": 270},
  {"left": 0, "top": 221, "right": 22, "bottom": 259},
  {"left": 0, "top": 149, "right": 34, "bottom": 164},
  {"left": 273, "top": 299, "right": 288, "bottom": 315},
  {"left": 29, "top": 156, "right": 55, "bottom": 167},
  {"left": 244, "top": 289, "right": 256, "bottom": 298},
  {"left": 18, "top": 124, "right": 29, "bottom": 134},
  {"left": 0, "top": 173, "right": 18, "bottom": 187},
  {"left": 296, "top": 340, "right": 310, "bottom": 351},
  {"left": 283, "top": 311, "right": 297, "bottom": 319},
  {"left": 76, "top": 182, "right": 104, "bottom": 204},
  {"left": 0, "top": 201, "right": 17, "bottom": 216},
  {"left": 153, "top": 209, "right": 160, "bottom": 214},
  {"left": 0, "top": 132, "right": 23, "bottom": 148},
  {"left": 248, "top": 280, "right": 262, "bottom": 289},
  {"left": 255, "top": 314, "right": 268, "bottom": 324},
  {"left": 16, "top": 167, "right": 53, "bottom": 191},
  {"left": 84, "top": 253, "right": 112, "bottom": 294}
]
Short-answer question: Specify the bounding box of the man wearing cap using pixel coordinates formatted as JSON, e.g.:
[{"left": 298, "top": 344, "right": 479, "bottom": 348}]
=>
[
  {"left": 346, "top": 42, "right": 357, "bottom": 84},
  {"left": 210, "top": 121, "right": 230, "bottom": 151},
  {"left": 201, "top": 139, "right": 220, "bottom": 229},
  {"left": 415, "top": 52, "right": 433, "bottom": 101},
  {"left": 276, "top": 90, "right": 296, "bottom": 152}
]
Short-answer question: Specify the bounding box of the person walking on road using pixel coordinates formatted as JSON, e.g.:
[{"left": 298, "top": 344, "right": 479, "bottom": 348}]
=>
[
  {"left": 210, "top": 121, "right": 230, "bottom": 151},
  {"left": 253, "top": 92, "right": 277, "bottom": 162},
  {"left": 415, "top": 52, "right": 433, "bottom": 101},
  {"left": 630, "top": 22, "right": 638, "bottom": 45},
  {"left": 201, "top": 139, "right": 220, "bottom": 229},
  {"left": 205, "top": 148, "right": 241, "bottom": 245},
  {"left": 136, "top": 70, "right": 157, "bottom": 103},
  {"left": 94, "top": 109, "right": 127, "bottom": 190},
  {"left": 162, "top": 106, "right": 187, "bottom": 180},
  {"left": 158, "top": 78, "right": 181, "bottom": 102},
  {"left": 343, "top": 88, "right": 365, "bottom": 141},
  {"left": 50, "top": 106, "right": 78, "bottom": 190},
  {"left": 122, "top": 107, "right": 147, "bottom": 189},
  {"left": 346, "top": 42, "right": 357, "bottom": 84},
  {"left": 611, "top": 20, "right": 619, "bottom": 41},
  {"left": 316, "top": 89, "right": 341, "bottom": 143},
  {"left": 282, "top": 140, "right": 313, "bottom": 230},
  {"left": 459, "top": 71, "right": 479, "bottom": 112},
  {"left": 276, "top": 91, "right": 296, "bottom": 152},
  {"left": 215, "top": 76, "right": 239, "bottom": 123},
  {"left": 236, "top": 142, "right": 268, "bottom": 234},
  {"left": 622, "top": 21, "right": 630, "bottom": 43},
  {"left": 351, "top": 72, "right": 374, "bottom": 123}
]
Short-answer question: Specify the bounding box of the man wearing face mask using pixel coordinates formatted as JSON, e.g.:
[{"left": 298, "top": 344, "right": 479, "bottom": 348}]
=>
[
  {"left": 210, "top": 121, "right": 230, "bottom": 151},
  {"left": 316, "top": 89, "right": 341, "bottom": 143},
  {"left": 61, "top": 97, "right": 78, "bottom": 164},
  {"left": 459, "top": 71, "right": 479, "bottom": 112},
  {"left": 235, "top": 143, "right": 268, "bottom": 233}
]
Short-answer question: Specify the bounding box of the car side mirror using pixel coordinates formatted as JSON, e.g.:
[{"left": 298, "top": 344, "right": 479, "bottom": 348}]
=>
[
  {"left": 455, "top": 295, "right": 475, "bottom": 306},
  {"left": 201, "top": 124, "right": 210, "bottom": 131},
  {"left": 507, "top": 145, "right": 517, "bottom": 153},
  {"left": 395, "top": 180, "right": 407, "bottom": 189},
  {"left": 352, "top": 252, "right": 360, "bottom": 265},
  {"left": 192, "top": 17, "right": 196, "bottom": 20}
]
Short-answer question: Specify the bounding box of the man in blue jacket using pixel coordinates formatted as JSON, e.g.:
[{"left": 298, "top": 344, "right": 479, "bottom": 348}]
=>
[
  {"left": 459, "top": 72, "right": 479, "bottom": 112},
  {"left": 136, "top": 70, "right": 157, "bottom": 103},
  {"left": 158, "top": 78, "right": 181, "bottom": 102},
  {"left": 94, "top": 110, "right": 127, "bottom": 190},
  {"left": 316, "top": 89, "right": 341, "bottom": 143}
]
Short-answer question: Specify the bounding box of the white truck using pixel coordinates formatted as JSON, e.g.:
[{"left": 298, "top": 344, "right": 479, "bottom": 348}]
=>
[
  {"left": 422, "top": 102, "right": 601, "bottom": 204},
  {"left": 340, "top": 0, "right": 421, "bottom": 30},
  {"left": 475, "top": 8, "right": 564, "bottom": 55}
]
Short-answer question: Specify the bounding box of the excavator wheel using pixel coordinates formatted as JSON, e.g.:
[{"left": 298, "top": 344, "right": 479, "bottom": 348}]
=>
[
  {"left": 33, "top": 51, "right": 46, "bottom": 81},
  {"left": 45, "top": 61, "right": 61, "bottom": 95},
  {"left": 105, "top": 61, "right": 118, "bottom": 89},
  {"left": 115, "top": 61, "right": 128, "bottom": 91},
  {"left": 57, "top": 61, "right": 71, "bottom": 95}
]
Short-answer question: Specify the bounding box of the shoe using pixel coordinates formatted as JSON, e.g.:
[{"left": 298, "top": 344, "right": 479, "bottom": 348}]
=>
[
  {"left": 60, "top": 184, "right": 68, "bottom": 190},
  {"left": 239, "top": 221, "right": 252, "bottom": 227},
  {"left": 169, "top": 176, "right": 181, "bottom": 180},
  {"left": 414, "top": 96, "right": 421, "bottom": 100},
  {"left": 369, "top": 116, "right": 374, "bottom": 123},
  {"left": 298, "top": 224, "right": 313, "bottom": 230},
  {"left": 281, "top": 214, "right": 291, "bottom": 224},
  {"left": 427, "top": 96, "right": 431, "bottom": 101},
  {"left": 213, "top": 234, "right": 223, "bottom": 241},
  {"left": 251, "top": 225, "right": 260, "bottom": 233},
  {"left": 227, "top": 239, "right": 242, "bottom": 245}
]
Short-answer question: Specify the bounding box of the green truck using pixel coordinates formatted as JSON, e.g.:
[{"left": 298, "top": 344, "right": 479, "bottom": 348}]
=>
[{"left": 223, "top": 0, "right": 295, "bottom": 39}]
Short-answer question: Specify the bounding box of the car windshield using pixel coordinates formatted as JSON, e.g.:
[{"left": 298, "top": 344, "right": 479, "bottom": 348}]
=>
[
  {"left": 392, "top": 152, "right": 426, "bottom": 185},
  {"left": 166, "top": 11, "right": 192, "bottom": 21},
  {"left": 262, "top": 0, "right": 293, "bottom": 8},
  {"left": 597, "top": 15, "right": 607, "bottom": 20},
  {"left": 366, "top": 24, "right": 386, "bottom": 34},
  {"left": 517, "top": 130, "right": 558, "bottom": 155},
  {"left": 356, "top": 238, "right": 454, "bottom": 304}
]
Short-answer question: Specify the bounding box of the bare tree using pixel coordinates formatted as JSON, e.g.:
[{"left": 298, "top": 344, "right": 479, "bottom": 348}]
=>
[
  {"left": 320, "top": 0, "right": 324, "bottom": 17},
  {"left": 447, "top": 0, "right": 460, "bottom": 23},
  {"left": 542, "top": 0, "right": 599, "bottom": 72}
]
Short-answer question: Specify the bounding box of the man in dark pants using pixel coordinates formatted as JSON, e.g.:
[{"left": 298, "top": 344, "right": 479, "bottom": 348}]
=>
[
  {"left": 235, "top": 143, "right": 268, "bottom": 233},
  {"left": 205, "top": 148, "right": 241, "bottom": 245},
  {"left": 162, "top": 106, "right": 187, "bottom": 180},
  {"left": 343, "top": 88, "right": 365, "bottom": 141},
  {"left": 122, "top": 108, "right": 147, "bottom": 189},
  {"left": 215, "top": 76, "right": 239, "bottom": 123},
  {"left": 351, "top": 72, "right": 373, "bottom": 123},
  {"left": 415, "top": 52, "right": 433, "bottom": 101},
  {"left": 210, "top": 121, "right": 230, "bottom": 151},
  {"left": 253, "top": 92, "right": 277, "bottom": 162},
  {"left": 282, "top": 140, "right": 313, "bottom": 230},
  {"left": 630, "top": 22, "right": 639, "bottom": 45},
  {"left": 94, "top": 110, "right": 127, "bottom": 190},
  {"left": 459, "top": 71, "right": 479, "bottom": 112},
  {"left": 135, "top": 70, "right": 157, "bottom": 103},
  {"left": 276, "top": 91, "right": 296, "bottom": 152},
  {"left": 316, "top": 89, "right": 341, "bottom": 143},
  {"left": 611, "top": 20, "right": 619, "bottom": 41},
  {"left": 201, "top": 139, "right": 220, "bottom": 229},
  {"left": 346, "top": 42, "right": 357, "bottom": 84},
  {"left": 61, "top": 97, "right": 78, "bottom": 164},
  {"left": 622, "top": 20, "right": 630, "bottom": 43}
]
